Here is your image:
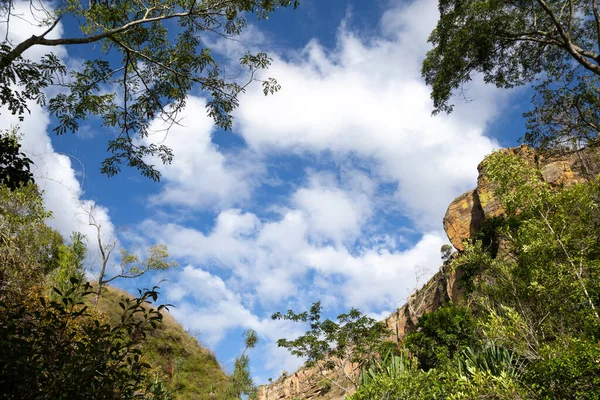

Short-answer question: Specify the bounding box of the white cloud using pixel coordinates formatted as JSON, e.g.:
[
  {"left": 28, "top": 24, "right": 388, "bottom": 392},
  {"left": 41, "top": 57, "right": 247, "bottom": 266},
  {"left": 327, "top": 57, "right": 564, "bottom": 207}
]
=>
[
  {"left": 143, "top": 96, "right": 261, "bottom": 209},
  {"left": 232, "top": 0, "right": 503, "bottom": 230},
  {"left": 292, "top": 170, "right": 374, "bottom": 245}
]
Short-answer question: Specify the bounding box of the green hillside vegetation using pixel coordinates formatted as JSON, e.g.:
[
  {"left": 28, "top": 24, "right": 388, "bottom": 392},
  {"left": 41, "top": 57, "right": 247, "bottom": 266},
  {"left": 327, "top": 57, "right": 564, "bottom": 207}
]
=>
[
  {"left": 96, "top": 286, "right": 231, "bottom": 399},
  {"left": 354, "top": 151, "right": 600, "bottom": 399},
  {"left": 0, "top": 179, "right": 232, "bottom": 399}
]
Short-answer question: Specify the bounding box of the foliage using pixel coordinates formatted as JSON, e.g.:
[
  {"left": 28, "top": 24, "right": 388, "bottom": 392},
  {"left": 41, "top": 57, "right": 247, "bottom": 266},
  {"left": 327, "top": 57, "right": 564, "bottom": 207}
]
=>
[
  {"left": 0, "top": 183, "right": 63, "bottom": 301},
  {"left": 0, "top": 0, "right": 299, "bottom": 180},
  {"left": 456, "top": 343, "right": 524, "bottom": 380},
  {"left": 0, "top": 129, "right": 33, "bottom": 191},
  {"left": 227, "top": 329, "right": 259, "bottom": 399},
  {"left": 96, "top": 286, "right": 231, "bottom": 400},
  {"left": 524, "top": 70, "right": 600, "bottom": 149},
  {"left": 404, "top": 303, "right": 477, "bottom": 371},
  {"left": 360, "top": 348, "right": 415, "bottom": 387},
  {"left": 0, "top": 278, "right": 172, "bottom": 399},
  {"left": 351, "top": 367, "right": 454, "bottom": 400},
  {"left": 273, "top": 302, "right": 393, "bottom": 391},
  {"left": 450, "top": 240, "right": 495, "bottom": 293},
  {"left": 353, "top": 349, "right": 529, "bottom": 400},
  {"left": 525, "top": 338, "right": 600, "bottom": 399},
  {"left": 481, "top": 152, "right": 600, "bottom": 336},
  {"left": 47, "top": 232, "right": 87, "bottom": 301},
  {"left": 423, "top": 0, "right": 600, "bottom": 148}
]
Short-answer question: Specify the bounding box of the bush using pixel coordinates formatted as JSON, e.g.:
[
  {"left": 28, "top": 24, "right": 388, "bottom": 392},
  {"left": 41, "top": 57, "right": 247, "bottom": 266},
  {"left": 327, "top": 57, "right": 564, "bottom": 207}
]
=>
[
  {"left": 0, "top": 279, "right": 171, "bottom": 399},
  {"left": 526, "top": 338, "right": 600, "bottom": 400},
  {"left": 404, "top": 304, "right": 477, "bottom": 371}
]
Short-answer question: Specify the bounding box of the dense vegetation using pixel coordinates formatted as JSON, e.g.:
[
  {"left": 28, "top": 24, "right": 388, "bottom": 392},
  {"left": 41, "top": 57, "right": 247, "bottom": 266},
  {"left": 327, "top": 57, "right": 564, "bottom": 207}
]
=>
[
  {"left": 350, "top": 151, "right": 600, "bottom": 399},
  {"left": 0, "top": 178, "right": 242, "bottom": 399}
]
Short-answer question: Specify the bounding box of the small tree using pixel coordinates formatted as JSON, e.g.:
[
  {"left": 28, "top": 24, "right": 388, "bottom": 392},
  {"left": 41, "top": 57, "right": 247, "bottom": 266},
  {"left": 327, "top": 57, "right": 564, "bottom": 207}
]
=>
[
  {"left": 440, "top": 244, "right": 453, "bottom": 262},
  {"left": 87, "top": 209, "right": 177, "bottom": 307},
  {"left": 227, "top": 329, "right": 259, "bottom": 399},
  {"left": 47, "top": 231, "right": 87, "bottom": 301},
  {"left": 272, "top": 302, "right": 393, "bottom": 393}
]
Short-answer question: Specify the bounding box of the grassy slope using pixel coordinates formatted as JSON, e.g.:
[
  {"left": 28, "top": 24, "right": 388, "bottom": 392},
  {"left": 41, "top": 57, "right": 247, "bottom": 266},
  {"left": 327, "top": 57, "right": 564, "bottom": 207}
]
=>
[{"left": 96, "top": 286, "right": 230, "bottom": 399}]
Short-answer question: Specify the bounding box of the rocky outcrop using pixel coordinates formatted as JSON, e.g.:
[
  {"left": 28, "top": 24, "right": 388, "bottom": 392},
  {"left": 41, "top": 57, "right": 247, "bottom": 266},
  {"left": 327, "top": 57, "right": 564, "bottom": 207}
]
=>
[
  {"left": 258, "top": 267, "right": 458, "bottom": 400},
  {"left": 258, "top": 145, "right": 600, "bottom": 400},
  {"left": 445, "top": 145, "right": 599, "bottom": 250}
]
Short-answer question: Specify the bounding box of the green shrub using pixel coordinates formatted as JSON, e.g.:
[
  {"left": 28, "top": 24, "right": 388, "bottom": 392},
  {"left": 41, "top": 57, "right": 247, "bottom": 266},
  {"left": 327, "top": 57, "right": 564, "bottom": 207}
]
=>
[
  {"left": 404, "top": 304, "right": 477, "bottom": 370},
  {"left": 525, "top": 338, "right": 600, "bottom": 400},
  {"left": 0, "top": 279, "right": 171, "bottom": 399}
]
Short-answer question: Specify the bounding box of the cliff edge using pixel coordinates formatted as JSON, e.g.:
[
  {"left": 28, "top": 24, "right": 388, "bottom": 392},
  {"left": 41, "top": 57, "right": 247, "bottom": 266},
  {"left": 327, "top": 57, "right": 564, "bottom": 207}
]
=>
[{"left": 258, "top": 146, "right": 600, "bottom": 400}]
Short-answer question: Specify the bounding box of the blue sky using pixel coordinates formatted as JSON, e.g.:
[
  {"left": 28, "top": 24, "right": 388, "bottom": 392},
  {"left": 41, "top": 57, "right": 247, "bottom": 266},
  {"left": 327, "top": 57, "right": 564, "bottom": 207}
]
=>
[{"left": 1, "top": 0, "right": 530, "bottom": 383}]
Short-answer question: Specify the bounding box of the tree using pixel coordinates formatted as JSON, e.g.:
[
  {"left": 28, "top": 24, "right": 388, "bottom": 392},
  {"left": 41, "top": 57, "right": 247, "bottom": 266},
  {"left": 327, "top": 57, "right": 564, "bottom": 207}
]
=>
[
  {"left": 0, "top": 182, "right": 63, "bottom": 301},
  {"left": 422, "top": 0, "right": 600, "bottom": 149},
  {"left": 0, "top": 0, "right": 299, "bottom": 180},
  {"left": 87, "top": 210, "right": 177, "bottom": 307},
  {"left": 47, "top": 232, "right": 87, "bottom": 300},
  {"left": 440, "top": 244, "right": 453, "bottom": 262},
  {"left": 404, "top": 304, "right": 477, "bottom": 371},
  {"left": 227, "top": 329, "right": 259, "bottom": 399},
  {"left": 272, "top": 302, "right": 393, "bottom": 393},
  {"left": 0, "top": 278, "right": 172, "bottom": 399},
  {"left": 0, "top": 129, "right": 33, "bottom": 191}
]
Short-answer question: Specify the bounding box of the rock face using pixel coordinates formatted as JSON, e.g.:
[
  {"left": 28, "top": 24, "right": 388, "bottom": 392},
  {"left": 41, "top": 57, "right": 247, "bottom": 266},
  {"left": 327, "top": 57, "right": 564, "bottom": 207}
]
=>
[
  {"left": 258, "top": 146, "right": 600, "bottom": 400},
  {"left": 444, "top": 145, "right": 599, "bottom": 251},
  {"left": 257, "top": 268, "right": 459, "bottom": 400}
]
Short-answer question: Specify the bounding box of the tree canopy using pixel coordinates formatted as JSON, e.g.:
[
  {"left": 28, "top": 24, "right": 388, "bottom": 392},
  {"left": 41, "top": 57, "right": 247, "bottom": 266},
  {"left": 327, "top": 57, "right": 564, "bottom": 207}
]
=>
[
  {"left": 0, "top": 0, "right": 299, "bottom": 180},
  {"left": 0, "top": 129, "right": 33, "bottom": 190},
  {"left": 423, "top": 0, "right": 600, "bottom": 149}
]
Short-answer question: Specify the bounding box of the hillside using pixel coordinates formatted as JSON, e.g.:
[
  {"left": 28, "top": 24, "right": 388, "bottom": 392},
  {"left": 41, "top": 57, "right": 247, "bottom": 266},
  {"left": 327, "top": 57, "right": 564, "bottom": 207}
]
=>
[{"left": 96, "top": 286, "right": 230, "bottom": 400}]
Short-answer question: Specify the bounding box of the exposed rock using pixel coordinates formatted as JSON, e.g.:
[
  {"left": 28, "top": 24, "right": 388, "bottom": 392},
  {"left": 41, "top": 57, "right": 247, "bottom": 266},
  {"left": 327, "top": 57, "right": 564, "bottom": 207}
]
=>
[
  {"left": 258, "top": 268, "right": 455, "bottom": 400},
  {"left": 445, "top": 145, "right": 600, "bottom": 250},
  {"left": 443, "top": 190, "right": 483, "bottom": 252},
  {"left": 258, "top": 145, "right": 600, "bottom": 400}
]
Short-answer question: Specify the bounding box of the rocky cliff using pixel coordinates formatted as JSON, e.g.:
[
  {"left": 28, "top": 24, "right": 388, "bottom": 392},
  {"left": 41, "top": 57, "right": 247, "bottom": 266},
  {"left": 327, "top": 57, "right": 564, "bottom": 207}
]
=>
[{"left": 257, "top": 145, "right": 600, "bottom": 400}]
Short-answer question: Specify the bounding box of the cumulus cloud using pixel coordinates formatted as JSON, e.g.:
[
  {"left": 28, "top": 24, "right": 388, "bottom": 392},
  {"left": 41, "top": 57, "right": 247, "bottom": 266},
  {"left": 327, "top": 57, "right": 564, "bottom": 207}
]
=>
[
  {"left": 233, "top": 0, "right": 503, "bottom": 230},
  {"left": 142, "top": 96, "right": 261, "bottom": 209},
  {"left": 135, "top": 0, "right": 515, "bottom": 381},
  {"left": 142, "top": 184, "right": 446, "bottom": 315},
  {"left": 292, "top": 170, "right": 374, "bottom": 245}
]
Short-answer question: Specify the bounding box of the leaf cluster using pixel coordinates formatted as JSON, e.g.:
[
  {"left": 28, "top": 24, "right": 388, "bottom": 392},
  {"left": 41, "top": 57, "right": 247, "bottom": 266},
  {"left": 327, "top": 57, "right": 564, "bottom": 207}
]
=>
[
  {"left": 0, "top": 129, "right": 34, "bottom": 191},
  {"left": 0, "top": 278, "right": 172, "bottom": 399},
  {"left": 404, "top": 304, "right": 477, "bottom": 371},
  {"left": 1, "top": 0, "right": 299, "bottom": 180},
  {"left": 423, "top": 0, "right": 600, "bottom": 149},
  {"left": 272, "top": 302, "right": 392, "bottom": 371}
]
